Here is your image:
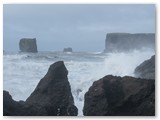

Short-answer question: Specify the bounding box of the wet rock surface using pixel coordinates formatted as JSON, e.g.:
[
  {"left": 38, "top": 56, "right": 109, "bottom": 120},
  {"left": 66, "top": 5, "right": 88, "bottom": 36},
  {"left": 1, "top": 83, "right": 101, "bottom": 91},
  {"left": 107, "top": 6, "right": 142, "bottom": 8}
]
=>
[{"left": 83, "top": 75, "right": 155, "bottom": 116}]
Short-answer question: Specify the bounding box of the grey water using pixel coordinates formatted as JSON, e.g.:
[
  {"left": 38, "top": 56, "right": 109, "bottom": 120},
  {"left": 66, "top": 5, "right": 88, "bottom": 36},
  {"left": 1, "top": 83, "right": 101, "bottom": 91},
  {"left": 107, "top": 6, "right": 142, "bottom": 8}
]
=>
[{"left": 3, "top": 50, "right": 154, "bottom": 116}]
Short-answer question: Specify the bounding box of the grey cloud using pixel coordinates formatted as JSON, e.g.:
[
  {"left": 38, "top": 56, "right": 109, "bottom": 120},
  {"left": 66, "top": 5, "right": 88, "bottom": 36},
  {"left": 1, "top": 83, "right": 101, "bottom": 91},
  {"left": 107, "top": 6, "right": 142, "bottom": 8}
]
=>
[{"left": 3, "top": 4, "right": 155, "bottom": 52}]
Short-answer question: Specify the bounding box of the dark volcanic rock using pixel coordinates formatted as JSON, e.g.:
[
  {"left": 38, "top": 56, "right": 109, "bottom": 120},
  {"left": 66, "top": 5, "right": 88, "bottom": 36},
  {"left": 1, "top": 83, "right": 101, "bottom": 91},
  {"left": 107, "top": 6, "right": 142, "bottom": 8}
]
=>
[
  {"left": 104, "top": 33, "right": 155, "bottom": 52},
  {"left": 19, "top": 38, "right": 38, "bottom": 53},
  {"left": 63, "top": 47, "right": 73, "bottom": 53},
  {"left": 26, "top": 61, "right": 77, "bottom": 116},
  {"left": 3, "top": 90, "right": 44, "bottom": 116},
  {"left": 3, "top": 90, "right": 25, "bottom": 116},
  {"left": 83, "top": 75, "right": 155, "bottom": 116},
  {"left": 3, "top": 61, "right": 78, "bottom": 116},
  {"left": 134, "top": 55, "right": 155, "bottom": 79}
]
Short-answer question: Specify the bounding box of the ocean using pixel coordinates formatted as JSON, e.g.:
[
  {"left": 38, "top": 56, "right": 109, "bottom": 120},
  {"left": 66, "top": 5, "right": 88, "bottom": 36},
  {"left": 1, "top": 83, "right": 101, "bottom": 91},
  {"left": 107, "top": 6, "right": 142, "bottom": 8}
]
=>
[{"left": 3, "top": 49, "right": 154, "bottom": 116}]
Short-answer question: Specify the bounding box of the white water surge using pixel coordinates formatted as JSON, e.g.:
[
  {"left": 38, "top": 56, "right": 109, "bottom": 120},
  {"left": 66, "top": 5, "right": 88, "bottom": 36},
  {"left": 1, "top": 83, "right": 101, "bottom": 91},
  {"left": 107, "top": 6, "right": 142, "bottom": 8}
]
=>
[{"left": 3, "top": 49, "right": 154, "bottom": 116}]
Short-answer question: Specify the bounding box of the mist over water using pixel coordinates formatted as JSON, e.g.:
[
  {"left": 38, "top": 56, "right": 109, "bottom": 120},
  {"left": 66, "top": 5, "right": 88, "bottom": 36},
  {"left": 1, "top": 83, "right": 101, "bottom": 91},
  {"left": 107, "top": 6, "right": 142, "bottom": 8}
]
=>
[{"left": 3, "top": 49, "right": 154, "bottom": 116}]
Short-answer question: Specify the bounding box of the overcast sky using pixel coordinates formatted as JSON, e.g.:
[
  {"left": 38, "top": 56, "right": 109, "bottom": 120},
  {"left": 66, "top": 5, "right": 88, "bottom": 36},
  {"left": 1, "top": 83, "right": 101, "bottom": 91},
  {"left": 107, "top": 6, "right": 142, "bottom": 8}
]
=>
[{"left": 3, "top": 4, "right": 155, "bottom": 52}]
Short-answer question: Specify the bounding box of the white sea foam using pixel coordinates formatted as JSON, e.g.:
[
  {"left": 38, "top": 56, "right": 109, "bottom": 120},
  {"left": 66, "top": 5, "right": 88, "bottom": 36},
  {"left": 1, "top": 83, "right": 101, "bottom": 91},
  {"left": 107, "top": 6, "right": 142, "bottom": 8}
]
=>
[{"left": 3, "top": 49, "right": 154, "bottom": 116}]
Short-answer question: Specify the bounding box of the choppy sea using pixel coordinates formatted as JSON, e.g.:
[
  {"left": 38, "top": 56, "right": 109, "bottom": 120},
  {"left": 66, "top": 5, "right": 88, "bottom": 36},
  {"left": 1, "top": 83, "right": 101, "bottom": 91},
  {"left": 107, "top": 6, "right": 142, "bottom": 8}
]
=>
[{"left": 3, "top": 49, "right": 154, "bottom": 116}]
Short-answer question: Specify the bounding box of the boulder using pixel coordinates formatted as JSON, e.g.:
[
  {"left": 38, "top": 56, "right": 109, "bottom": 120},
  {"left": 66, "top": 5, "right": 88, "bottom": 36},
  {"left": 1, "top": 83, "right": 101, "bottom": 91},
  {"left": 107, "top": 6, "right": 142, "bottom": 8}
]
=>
[
  {"left": 63, "top": 47, "right": 73, "bottom": 53},
  {"left": 104, "top": 33, "right": 155, "bottom": 52},
  {"left": 134, "top": 55, "right": 155, "bottom": 79},
  {"left": 83, "top": 75, "right": 155, "bottom": 116},
  {"left": 19, "top": 38, "right": 38, "bottom": 53},
  {"left": 3, "top": 61, "right": 78, "bottom": 116}
]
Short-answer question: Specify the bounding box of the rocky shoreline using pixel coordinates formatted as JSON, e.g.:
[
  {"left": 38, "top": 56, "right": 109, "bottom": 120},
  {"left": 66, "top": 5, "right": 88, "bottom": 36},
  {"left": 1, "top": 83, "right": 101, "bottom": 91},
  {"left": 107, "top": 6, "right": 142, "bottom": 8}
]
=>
[{"left": 3, "top": 56, "right": 155, "bottom": 116}]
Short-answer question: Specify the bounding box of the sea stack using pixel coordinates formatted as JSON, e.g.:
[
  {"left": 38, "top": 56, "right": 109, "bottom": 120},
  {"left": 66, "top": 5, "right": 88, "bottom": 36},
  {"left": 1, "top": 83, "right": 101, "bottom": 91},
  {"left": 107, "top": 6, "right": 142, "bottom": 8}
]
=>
[
  {"left": 104, "top": 33, "right": 155, "bottom": 52},
  {"left": 19, "top": 38, "right": 38, "bottom": 53},
  {"left": 63, "top": 47, "right": 73, "bottom": 53}
]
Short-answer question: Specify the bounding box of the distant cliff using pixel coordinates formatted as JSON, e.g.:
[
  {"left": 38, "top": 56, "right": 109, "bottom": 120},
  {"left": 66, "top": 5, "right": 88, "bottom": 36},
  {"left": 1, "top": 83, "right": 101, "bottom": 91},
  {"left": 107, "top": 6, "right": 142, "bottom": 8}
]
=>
[
  {"left": 19, "top": 38, "right": 38, "bottom": 53},
  {"left": 104, "top": 33, "right": 155, "bottom": 52}
]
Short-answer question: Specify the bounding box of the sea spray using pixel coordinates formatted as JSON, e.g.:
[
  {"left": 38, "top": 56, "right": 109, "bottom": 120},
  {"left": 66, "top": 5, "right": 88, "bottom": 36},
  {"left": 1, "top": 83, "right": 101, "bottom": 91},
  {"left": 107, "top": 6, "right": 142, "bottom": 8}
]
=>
[
  {"left": 103, "top": 49, "right": 155, "bottom": 76},
  {"left": 67, "top": 49, "right": 154, "bottom": 115},
  {"left": 3, "top": 49, "right": 154, "bottom": 116}
]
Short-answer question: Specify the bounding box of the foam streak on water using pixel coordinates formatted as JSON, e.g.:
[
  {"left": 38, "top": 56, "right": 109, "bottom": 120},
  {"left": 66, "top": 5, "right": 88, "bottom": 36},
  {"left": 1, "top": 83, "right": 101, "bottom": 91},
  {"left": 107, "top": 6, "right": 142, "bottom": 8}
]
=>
[{"left": 3, "top": 49, "right": 154, "bottom": 116}]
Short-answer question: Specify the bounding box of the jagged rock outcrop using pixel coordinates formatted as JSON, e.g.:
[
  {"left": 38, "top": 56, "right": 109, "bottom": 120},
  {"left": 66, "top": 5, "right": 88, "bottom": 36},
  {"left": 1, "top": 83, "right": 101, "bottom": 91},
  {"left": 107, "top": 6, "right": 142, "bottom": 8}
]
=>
[
  {"left": 83, "top": 75, "right": 155, "bottom": 116},
  {"left": 104, "top": 33, "right": 155, "bottom": 52},
  {"left": 134, "top": 55, "right": 155, "bottom": 79},
  {"left": 3, "top": 61, "right": 78, "bottom": 116},
  {"left": 19, "top": 38, "right": 38, "bottom": 53},
  {"left": 63, "top": 47, "right": 73, "bottom": 53},
  {"left": 26, "top": 61, "right": 77, "bottom": 116}
]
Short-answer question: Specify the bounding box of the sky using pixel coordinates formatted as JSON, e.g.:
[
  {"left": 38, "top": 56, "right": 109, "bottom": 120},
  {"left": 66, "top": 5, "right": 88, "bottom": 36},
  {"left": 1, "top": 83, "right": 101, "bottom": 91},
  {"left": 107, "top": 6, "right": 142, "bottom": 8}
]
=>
[{"left": 3, "top": 4, "right": 155, "bottom": 52}]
